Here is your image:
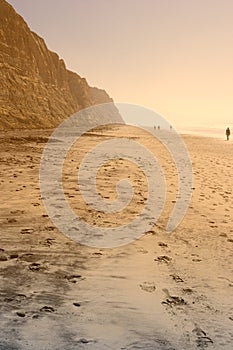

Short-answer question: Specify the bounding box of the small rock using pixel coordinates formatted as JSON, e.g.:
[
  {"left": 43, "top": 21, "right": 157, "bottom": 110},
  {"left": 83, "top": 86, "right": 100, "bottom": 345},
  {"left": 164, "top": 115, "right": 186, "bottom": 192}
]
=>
[
  {"left": 73, "top": 302, "right": 81, "bottom": 307},
  {"left": 79, "top": 338, "right": 89, "bottom": 344},
  {"left": 16, "top": 311, "right": 26, "bottom": 318}
]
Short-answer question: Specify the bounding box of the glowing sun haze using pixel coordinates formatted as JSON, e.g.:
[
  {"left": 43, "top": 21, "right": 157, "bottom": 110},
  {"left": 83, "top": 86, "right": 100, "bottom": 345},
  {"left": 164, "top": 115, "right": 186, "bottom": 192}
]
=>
[{"left": 7, "top": 0, "right": 233, "bottom": 128}]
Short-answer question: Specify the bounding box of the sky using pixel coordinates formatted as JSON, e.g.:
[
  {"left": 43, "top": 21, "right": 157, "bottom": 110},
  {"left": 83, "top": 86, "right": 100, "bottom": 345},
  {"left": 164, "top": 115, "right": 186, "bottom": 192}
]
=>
[{"left": 7, "top": 0, "right": 233, "bottom": 129}]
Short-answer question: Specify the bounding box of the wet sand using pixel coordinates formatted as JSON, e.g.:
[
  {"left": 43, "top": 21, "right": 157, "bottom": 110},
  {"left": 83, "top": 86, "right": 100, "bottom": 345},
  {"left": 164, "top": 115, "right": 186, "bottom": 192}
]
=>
[{"left": 0, "top": 126, "right": 233, "bottom": 349}]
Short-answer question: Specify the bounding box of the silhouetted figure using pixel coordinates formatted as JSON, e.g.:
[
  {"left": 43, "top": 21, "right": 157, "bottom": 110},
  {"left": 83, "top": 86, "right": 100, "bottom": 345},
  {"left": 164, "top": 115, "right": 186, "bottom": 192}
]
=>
[
  {"left": 154, "top": 125, "right": 156, "bottom": 130},
  {"left": 226, "top": 127, "right": 230, "bottom": 141},
  {"left": 158, "top": 125, "right": 160, "bottom": 130}
]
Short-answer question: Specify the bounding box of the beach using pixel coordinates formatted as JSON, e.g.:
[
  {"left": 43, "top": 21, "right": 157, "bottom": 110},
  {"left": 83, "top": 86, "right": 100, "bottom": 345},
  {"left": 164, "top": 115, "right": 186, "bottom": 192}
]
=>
[{"left": 0, "top": 126, "right": 233, "bottom": 350}]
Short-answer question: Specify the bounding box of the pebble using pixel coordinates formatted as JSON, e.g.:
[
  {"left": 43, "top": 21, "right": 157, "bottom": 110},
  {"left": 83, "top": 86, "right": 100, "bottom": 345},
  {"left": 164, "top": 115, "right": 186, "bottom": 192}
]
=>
[
  {"left": 16, "top": 311, "right": 26, "bottom": 318},
  {"left": 73, "top": 302, "right": 81, "bottom": 307}
]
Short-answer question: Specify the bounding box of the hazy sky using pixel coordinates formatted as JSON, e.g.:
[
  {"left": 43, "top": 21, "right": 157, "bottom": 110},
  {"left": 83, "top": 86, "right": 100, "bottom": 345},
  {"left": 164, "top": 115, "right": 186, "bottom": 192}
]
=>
[{"left": 7, "top": 0, "right": 233, "bottom": 128}]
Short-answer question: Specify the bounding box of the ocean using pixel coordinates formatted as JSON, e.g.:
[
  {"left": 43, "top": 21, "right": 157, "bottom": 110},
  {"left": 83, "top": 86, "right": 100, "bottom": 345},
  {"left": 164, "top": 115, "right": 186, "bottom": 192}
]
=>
[
  {"left": 141, "top": 125, "right": 231, "bottom": 140},
  {"left": 177, "top": 126, "right": 232, "bottom": 140}
]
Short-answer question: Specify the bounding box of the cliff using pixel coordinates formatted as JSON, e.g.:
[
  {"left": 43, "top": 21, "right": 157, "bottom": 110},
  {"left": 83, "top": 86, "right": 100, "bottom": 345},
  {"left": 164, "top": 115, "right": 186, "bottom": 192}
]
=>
[{"left": 0, "top": 0, "right": 122, "bottom": 130}]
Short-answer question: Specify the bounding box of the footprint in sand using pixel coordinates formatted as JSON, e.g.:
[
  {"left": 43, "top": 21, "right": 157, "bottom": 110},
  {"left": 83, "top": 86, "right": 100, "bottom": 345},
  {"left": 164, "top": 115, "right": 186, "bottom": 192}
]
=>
[
  {"left": 44, "top": 226, "right": 55, "bottom": 231},
  {"left": 219, "top": 233, "right": 227, "bottom": 237},
  {"left": 44, "top": 238, "right": 56, "bottom": 247},
  {"left": 10, "top": 210, "right": 25, "bottom": 215},
  {"left": 162, "top": 289, "right": 187, "bottom": 307},
  {"left": 20, "top": 228, "right": 34, "bottom": 235},
  {"left": 0, "top": 253, "right": 8, "bottom": 261},
  {"left": 158, "top": 242, "right": 168, "bottom": 247},
  {"left": 4, "top": 253, "right": 18, "bottom": 260},
  {"left": 7, "top": 218, "right": 17, "bottom": 223},
  {"left": 136, "top": 248, "right": 148, "bottom": 254},
  {"left": 182, "top": 288, "right": 194, "bottom": 294},
  {"left": 154, "top": 255, "right": 172, "bottom": 264},
  {"left": 170, "top": 274, "right": 184, "bottom": 283},
  {"left": 32, "top": 203, "right": 40, "bottom": 207},
  {"left": 192, "top": 327, "right": 213, "bottom": 347},
  {"left": 65, "top": 274, "right": 83, "bottom": 283},
  {"left": 19, "top": 253, "right": 34, "bottom": 262},
  {"left": 4, "top": 293, "right": 27, "bottom": 304},
  {"left": 77, "top": 338, "right": 95, "bottom": 344},
  {"left": 29, "top": 262, "right": 47, "bottom": 272},
  {"left": 40, "top": 306, "right": 55, "bottom": 313},
  {"left": 140, "top": 282, "right": 156, "bottom": 293},
  {"left": 192, "top": 258, "right": 202, "bottom": 262}
]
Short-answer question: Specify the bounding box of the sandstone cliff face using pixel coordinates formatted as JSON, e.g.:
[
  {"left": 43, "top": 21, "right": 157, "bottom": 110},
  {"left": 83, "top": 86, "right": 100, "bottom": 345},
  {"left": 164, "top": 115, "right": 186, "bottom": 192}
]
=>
[{"left": 0, "top": 0, "right": 122, "bottom": 130}]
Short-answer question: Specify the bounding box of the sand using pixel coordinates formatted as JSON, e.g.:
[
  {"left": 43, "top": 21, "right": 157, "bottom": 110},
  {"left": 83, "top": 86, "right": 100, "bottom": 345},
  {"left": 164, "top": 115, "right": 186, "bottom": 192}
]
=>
[{"left": 0, "top": 126, "right": 233, "bottom": 349}]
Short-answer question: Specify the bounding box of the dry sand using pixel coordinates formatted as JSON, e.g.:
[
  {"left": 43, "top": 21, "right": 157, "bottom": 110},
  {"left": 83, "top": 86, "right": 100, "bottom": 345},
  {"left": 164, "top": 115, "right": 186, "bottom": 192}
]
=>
[{"left": 0, "top": 126, "right": 233, "bottom": 349}]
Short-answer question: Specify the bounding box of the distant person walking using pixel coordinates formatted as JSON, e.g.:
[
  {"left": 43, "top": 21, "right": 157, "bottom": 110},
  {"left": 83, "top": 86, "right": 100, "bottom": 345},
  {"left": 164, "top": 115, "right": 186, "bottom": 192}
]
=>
[{"left": 226, "top": 127, "right": 230, "bottom": 141}]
